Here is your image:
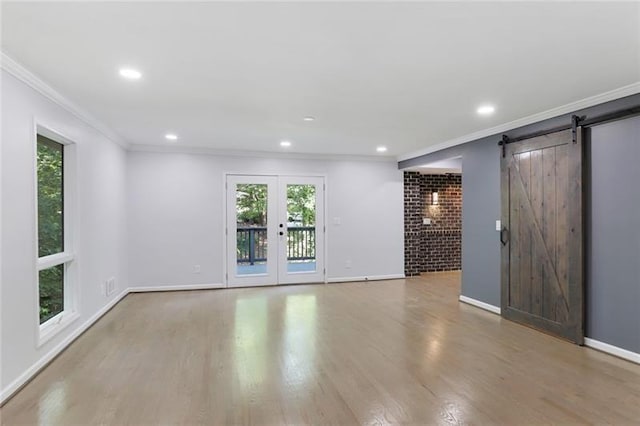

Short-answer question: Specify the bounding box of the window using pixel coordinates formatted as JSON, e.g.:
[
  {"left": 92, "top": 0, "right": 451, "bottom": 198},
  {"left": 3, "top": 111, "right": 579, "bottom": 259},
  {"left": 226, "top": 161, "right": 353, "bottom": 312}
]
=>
[{"left": 36, "top": 129, "right": 76, "bottom": 341}]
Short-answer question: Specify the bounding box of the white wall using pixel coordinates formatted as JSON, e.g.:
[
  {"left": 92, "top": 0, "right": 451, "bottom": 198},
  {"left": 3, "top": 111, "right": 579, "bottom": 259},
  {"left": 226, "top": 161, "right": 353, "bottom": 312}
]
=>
[
  {"left": 0, "top": 66, "right": 404, "bottom": 401},
  {"left": 127, "top": 151, "right": 404, "bottom": 287},
  {"left": 0, "top": 70, "right": 128, "bottom": 398}
]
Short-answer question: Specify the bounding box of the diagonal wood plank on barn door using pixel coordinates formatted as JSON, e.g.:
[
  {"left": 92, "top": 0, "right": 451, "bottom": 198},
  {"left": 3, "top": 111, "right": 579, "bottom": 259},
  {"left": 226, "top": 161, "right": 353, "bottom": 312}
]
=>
[
  {"left": 511, "top": 150, "right": 569, "bottom": 319},
  {"left": 501, "top": 129, "right": 583, "bottom": 344}
]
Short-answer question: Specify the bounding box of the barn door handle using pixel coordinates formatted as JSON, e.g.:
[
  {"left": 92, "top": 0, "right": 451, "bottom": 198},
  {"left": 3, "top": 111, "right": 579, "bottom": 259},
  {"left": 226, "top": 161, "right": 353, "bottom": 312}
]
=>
[{"left": 500, "top": 227, "right": 509, "bottom": 246}]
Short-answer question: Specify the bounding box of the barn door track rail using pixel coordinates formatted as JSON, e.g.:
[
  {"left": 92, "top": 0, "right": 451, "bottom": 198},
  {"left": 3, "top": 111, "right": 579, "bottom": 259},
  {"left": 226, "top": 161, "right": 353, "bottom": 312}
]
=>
[{"left": 498, "top": 106, "right": 640, "bottom": 156}]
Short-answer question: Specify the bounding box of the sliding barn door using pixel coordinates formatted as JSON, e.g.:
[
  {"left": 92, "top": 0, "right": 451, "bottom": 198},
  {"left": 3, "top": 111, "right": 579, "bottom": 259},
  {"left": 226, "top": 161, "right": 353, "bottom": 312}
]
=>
[{"left": 500, "top": 129, "right": 584, "bottom": 344}]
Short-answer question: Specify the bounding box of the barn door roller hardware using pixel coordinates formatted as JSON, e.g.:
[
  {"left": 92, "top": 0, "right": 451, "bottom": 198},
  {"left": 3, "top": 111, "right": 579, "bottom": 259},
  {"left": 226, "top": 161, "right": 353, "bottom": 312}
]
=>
[
  {"left": 571, "top": 114, "right": 585, "bottom": 144},
  {"left": 498, "top": 134, "right": 509, "bottom": 158}
]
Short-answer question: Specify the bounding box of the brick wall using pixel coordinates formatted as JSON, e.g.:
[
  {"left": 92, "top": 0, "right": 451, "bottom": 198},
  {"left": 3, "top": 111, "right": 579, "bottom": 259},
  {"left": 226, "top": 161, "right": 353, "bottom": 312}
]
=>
[
  {"left": 404, "top": 172, "right": 462, "bottom": 275},
  {"left": 404, "top": 172, "right": 423, "bottom": 276}
]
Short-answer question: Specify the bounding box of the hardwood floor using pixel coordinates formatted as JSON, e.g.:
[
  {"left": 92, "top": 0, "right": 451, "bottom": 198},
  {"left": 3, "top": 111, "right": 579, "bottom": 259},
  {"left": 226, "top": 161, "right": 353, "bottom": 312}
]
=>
[{"left": 2, "top": 272, "right": 639, "bottom": 425}]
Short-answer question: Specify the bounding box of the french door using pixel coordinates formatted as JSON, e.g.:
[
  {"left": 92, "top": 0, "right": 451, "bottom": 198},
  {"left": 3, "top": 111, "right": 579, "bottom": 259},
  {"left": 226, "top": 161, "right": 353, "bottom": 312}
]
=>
[{"left": 226, "top": 175, "right": 325, "bottom": 287}]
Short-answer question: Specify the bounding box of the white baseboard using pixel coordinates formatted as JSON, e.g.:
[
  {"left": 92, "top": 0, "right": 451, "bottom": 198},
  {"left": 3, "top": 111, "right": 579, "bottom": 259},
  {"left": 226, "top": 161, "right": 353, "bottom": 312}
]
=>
[
  {"left": 456, "top": 298, "right": 639, "bottom": 365},
  {"left": 459, "top": 295, "right": 501, "bottom": 315},
  {"left": 129, "top": 283, "right": 226, "bottom": 292},
  {"left": 584, "top": 338, "right": 640, "bottom": 365},
  {"left": 0, "top": 289, "right": 129, "bottom": 404},
  {"left": 327, "top": 274, "right": 405, "bottom": 283}
]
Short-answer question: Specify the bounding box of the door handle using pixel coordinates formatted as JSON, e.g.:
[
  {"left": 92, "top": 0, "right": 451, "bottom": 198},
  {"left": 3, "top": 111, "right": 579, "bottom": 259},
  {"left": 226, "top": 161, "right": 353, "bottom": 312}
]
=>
[{"left": 500, "top": 227, "right": 509, "bottom": 246}]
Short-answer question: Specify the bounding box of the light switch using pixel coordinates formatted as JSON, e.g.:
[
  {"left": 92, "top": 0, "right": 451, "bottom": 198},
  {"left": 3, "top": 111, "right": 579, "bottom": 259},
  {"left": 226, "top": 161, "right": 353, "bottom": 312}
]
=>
[
  {"left": 423, "top": 218, "right": 432, "bottom": 225},
  {"left": 495, "top": 220, "right": 501, "bottom": 231}
]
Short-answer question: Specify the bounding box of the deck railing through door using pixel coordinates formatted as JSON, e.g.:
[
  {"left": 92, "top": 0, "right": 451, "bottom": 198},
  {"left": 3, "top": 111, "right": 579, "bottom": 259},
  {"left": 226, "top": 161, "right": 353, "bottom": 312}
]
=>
[{"left": 236, "top": 226, "right": 316, "bottom": 264}]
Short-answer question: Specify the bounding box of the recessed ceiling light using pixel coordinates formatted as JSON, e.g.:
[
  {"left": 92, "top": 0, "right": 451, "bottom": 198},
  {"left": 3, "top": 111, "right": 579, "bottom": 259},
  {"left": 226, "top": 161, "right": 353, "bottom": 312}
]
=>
[
  {"left": 477, "top": 105, "right": 495, "bottom": 116},
  {"left": 165, "top": 133, "right": 178, "bottom": 141},
  {"left": 280, "top": 140, "right": 292, "bottom": 147},
  {"left": 303, "top": 116, "right": 315, "bottom": 122},
  {"left": 376, "top": 146, "right": 388, "bottom": 153},
  {"left": 119, "top": 68, "right": 142, "bottom": 80}
]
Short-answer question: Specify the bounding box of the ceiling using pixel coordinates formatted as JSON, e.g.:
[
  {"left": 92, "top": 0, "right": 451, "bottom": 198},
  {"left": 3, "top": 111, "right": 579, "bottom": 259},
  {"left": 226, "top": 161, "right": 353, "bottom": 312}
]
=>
[{"left": 2, "top": 2, "right": 639, "bottom": 158}]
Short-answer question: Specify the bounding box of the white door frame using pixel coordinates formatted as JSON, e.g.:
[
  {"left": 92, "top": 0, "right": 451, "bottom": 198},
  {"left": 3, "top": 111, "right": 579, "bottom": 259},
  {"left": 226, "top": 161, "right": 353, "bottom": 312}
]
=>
[
  {"left": 224, "top": 173, "right": 327, "bottom": 288},
  {"left": 225, "top": 175, "right": 278, "bottom": 287},
  {"left": 277, "top": 175, "right": 325, "bottom": 285}
]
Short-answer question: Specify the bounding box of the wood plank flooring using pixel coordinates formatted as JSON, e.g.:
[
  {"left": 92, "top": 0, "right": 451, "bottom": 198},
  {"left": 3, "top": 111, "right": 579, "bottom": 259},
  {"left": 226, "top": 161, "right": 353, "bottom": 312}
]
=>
[{"left": 2, "top": 272, "right": 639, "bottom": 424}]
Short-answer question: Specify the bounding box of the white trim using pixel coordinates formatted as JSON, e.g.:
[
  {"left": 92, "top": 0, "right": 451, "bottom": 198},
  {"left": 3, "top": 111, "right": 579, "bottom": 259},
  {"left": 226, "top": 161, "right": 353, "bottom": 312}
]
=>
[
  {"left": 225, "top": 172, "right": 329, "bottom": 178},
  {"left": 323, "top": 176, "right": 329, "bottom": 284},
  {"left": 276, "top": 175, "right": 326, "bottom": 285},
  {"left": 34, "top": 122, "right": 79, "bottom": 347},
  {"left": 584, "top": 338, "right": 640, "bottom": 365},
  {"left": 129, "top": 283, "right": 226, "bottom": 292},
  {"left": 1, "top": 52, "right": 129, "bottom": 149},
  {"left": 38, "top": 311, "right": 80, "bottom": 347},
  {"left": 459, "top": 295, "right": 501, "bottom": 315},
  {"left": 458, "top": 300, "right": 639, "bottom": 365},
  {"left": 36, "top": 252, "right": 74, "bottom": 271},
  {"left": 37, "top": 125, "right": 76, "bottom": 147},
  {"left": 398, "top": 81, "right": 640, "bottom": 161},
  {"left": 223, "top": 172, "right": 229, "bottom": 287},
  {"left": 225, "top": 175, "right": 279, "bottom": 287},
  {"left": 327, "top": 274, "right": 405, "bottom": 283},
  {"left": 130, "top": 143, "right": 395, "bottom": 162},
  {"left": 0, "top": 289, "right": 129, "bottom": 405}
]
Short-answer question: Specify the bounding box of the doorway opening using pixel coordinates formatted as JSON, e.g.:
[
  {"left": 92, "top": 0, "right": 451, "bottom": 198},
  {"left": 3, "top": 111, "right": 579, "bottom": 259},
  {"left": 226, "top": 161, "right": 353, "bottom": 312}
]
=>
[
  {"left": 402, "top": 157, "right": 462, "bottom": 277},
  {"left": 225, "top": 174, "right": 325, "bottom": 287}
]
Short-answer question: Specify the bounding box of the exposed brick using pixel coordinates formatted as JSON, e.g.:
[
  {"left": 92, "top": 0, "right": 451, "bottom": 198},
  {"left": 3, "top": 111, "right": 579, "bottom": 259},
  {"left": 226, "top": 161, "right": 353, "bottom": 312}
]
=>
[{"left": 404, "top": 172, "right": 462, "bottom": 274}]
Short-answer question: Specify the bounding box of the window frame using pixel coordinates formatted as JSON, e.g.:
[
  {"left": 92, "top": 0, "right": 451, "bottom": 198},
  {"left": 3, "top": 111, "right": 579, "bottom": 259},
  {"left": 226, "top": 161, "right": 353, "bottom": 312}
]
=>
[{"left": 34, "top": 122, "right": 79, "bottom": 346}]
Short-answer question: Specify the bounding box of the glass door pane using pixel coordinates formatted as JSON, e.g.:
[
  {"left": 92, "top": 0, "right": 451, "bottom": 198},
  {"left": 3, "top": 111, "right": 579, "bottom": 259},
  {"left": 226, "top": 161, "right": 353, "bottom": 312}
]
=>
[
  {"left": 235, "top": 184, "right": 268, "bottom": 276},
  {"left": 286, "top": 184, "right": 317, "bottom": 273},
  {"left": 227, "top": 176, "right": 277, "bottom": 287}
]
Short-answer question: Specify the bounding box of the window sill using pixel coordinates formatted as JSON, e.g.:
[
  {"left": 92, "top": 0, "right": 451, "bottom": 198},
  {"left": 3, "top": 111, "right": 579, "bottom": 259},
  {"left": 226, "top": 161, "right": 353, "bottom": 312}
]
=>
[{"left": 38, "top": 311, "right": 80, "bottom": 347}]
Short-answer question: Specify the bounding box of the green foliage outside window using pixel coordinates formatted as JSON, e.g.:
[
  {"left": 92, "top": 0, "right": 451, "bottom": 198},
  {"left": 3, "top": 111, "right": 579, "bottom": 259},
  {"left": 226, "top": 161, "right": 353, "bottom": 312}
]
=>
[
  {"left": 235, "top": 183, "right": 316, "bottom": 226},
  {"left": 286, "top": 185, "right": 315, "bottom": 226},
  {"left": 236, "top": 184, "right": 268, "bottom": 226},
  {"left": 39, "top": 265, "right": 64, "bottom": 324},
  {"left": 37, "top": 135, "right": 65, "bottom": 323}
]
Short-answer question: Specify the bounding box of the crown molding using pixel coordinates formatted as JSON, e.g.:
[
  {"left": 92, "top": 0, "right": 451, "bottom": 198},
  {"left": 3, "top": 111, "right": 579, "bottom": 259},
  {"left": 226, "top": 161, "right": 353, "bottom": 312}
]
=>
[
  {"left": 128, "top": 143, "right": 396, "bottom": 162},
  {"left": 8, "top": 48, "right": 635, "bottom": 162},
  {"left": 397, "top": 81, "right": 640, "bottom": 162},
  {"left": 1, "top": 52, "right": 129, "bottom": 149}
]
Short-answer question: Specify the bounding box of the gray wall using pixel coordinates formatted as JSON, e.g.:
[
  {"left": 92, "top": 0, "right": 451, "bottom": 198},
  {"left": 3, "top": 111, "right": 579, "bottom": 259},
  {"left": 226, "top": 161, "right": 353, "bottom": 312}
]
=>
[
  {"left": 460, "top": 139, "right": 501, "bottom": 306},
  {"left": 587, "top": 116, "right": 640, "bottom": 353},
  {"left": 399, "top": 96, "right": 640, "bottom": 353}
]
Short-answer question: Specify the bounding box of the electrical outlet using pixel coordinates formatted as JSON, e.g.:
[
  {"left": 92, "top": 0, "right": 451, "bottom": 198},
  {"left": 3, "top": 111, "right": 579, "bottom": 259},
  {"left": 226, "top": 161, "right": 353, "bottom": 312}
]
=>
[
  {"left": 193, "top": 264, "right": 201, "bottom": 274},
  {"left": 345, "top": 260, "right": 352, "bottom": 269}
]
